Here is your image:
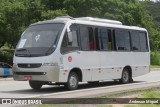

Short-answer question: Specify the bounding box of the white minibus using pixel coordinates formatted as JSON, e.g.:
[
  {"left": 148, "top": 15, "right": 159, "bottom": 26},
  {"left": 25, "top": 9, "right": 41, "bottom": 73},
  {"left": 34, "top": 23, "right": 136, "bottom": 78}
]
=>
[{"left": 13, "top": 16, "right": 150, "bottom": 90}]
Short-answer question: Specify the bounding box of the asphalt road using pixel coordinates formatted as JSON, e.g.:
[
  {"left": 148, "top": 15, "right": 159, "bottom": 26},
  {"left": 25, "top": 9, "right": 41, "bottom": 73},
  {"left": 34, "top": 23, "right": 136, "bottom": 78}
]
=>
[{"left": 0, "top": 71, "right": 159, "bottom": 98}]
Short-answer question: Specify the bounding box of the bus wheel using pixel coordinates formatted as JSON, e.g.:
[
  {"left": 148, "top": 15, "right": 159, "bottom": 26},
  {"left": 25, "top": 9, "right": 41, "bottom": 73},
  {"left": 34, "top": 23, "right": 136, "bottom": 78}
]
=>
[
  {"left": 65, "top": 72, "right": 79, "bottom": 90},
  {"left": 120, "top": 68, "right": 130, "bottom": 84},
  {"left": 130, "top": 78, "right": 134, "bottom": 83},
  {"left": 29, "top": 81, "right": 43, "bottom": 90}
]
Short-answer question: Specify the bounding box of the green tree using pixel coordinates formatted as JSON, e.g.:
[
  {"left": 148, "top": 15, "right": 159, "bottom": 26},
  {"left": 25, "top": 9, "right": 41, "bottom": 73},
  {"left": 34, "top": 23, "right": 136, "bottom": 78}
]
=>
[
  {"left": 0, "top": 0, "right": 67, "bottom": 48},
  {"left": 40, "top": 0, "right": 65, "bottom": 10},
  {"left": 64, "top": 0, "right": 153, "bottom": 26}
]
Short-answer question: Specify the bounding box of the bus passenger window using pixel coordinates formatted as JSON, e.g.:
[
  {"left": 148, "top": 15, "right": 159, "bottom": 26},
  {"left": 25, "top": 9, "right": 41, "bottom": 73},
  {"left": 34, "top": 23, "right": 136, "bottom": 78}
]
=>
[
  {"left": 99, "top": 28, "right": 112, "bottom": 51},
  {"left": 131, "top": 31, "right": 140, "bottom": 51},
  {"left": 80, "top": 26, "right": 94, "bottom": 51},
  {"left": 115, "top": 29, "right": 130, "bottom": 51},
  {"left": 108, "top": 30, "right": 112, "bottom": 50},
  {"left": 88, "top": 28, "right": 94, "bottom": 50},
  {"left": 80, "top": 26, "right": 89, "bottom": 50},
  {"left": 95, "top": 28, "right": 100, "bottom": 50},
  {"left": 139, "top": 32, "right": 148, "bottom": 52}
]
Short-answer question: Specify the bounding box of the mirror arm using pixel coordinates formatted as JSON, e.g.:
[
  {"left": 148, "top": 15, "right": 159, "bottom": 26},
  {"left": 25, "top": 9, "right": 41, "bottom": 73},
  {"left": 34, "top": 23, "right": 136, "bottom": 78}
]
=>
[{"left": 67, "top": 23, "right": 71, "bottom": 32}]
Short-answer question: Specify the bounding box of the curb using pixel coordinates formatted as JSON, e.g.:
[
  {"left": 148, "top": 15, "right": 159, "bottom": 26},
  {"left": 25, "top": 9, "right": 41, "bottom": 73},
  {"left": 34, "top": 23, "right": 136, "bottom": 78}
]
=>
[{"left": 0, "top": 77, "right": 13, "bottom": 81}]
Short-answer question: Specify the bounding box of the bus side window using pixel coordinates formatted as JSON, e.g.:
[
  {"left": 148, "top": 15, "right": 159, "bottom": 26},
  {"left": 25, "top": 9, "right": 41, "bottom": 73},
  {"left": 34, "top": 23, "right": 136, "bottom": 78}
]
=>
[
  {"left": 131, "top": 31, "right": 140, "bottom": 51},
  {"left": 61, "top": 33, "right": 68, "bottom": 47},
  {"left": 95, "top": 28, "right": 100, "bottom": 50},
  {"left": 88, "top": 27, "right": 94, "bottom": 50},
  {"left": 115, "top": 29, "right": 131, "bottom": 51},
  {"left": 108, "top": 29, "right": 112, "bottom": 50},
  {"left": 139, "top": 32, "right": 149, "bottom": 52},
  {"left": 80, "top": 26, "right": 89, "bottom": 50},
  {"left": 61, "top": 24, "right": 79, "bottom": 54},
  {"left": 80, "top": 26, "right": 94, "bottom": 51},
  {"left": 99, "top": 28, "right": 112, "bottom": 51}
]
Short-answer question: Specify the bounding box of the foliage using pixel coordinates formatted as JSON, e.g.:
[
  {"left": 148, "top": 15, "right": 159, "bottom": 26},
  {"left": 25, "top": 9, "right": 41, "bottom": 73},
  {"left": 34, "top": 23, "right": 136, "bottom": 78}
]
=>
[
  {"left": 41, "top": 9, "right": 67, "bottom": 20},
  {"left": 0, "top": 0, "right": 158, "bottom": 49},
  {"left": 0, "top": 0, "right": 67, "bottom": 48},
  {"left": 64, "top": 0, "right": 152, "bottom": 26},
  {"left": 145, "top": 1, "right": 160, "bottom": 29},
  {"left": 0, "top": 51, "right": 14, "bottom": 65},
  {"left": 143, "top": 1, "right": 160, "bottom": 51},
  {"left": 0, "top": 0, "right": 160, "bottom": 65},
  {"left": 151, "top": 51, "right": 160, "bottom": 65}
]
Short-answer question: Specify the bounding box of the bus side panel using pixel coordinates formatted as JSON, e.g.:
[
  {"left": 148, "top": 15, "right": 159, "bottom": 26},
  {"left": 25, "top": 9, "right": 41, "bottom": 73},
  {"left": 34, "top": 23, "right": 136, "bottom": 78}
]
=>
[
  {"left": 59, "top": 51, "right": 150, "bottom": 82},
  {"left": 91, "top": 67, "right": 122, "bottom": 81},
  {"left": 94, "top": 52, "right": 150, "bottom": 80},
  {"left": 59, "top": 51, "right": 101, "bottom": 82},
  {"left": 131, "top": 66, "right": 150, "bottom": 77}
]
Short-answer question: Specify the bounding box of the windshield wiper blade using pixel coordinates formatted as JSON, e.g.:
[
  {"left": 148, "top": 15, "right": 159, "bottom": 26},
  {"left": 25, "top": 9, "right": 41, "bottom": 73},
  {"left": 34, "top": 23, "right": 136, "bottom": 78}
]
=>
[
  {"left": 16, "top": 48, "right": 27, "bottom": 51},
  {"left": 16, "top": 48, "right": 31, "bottom": 57}
]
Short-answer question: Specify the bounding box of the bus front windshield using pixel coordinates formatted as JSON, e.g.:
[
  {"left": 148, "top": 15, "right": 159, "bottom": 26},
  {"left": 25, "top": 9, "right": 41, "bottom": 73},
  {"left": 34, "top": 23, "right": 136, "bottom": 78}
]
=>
[{"left": 15, "top": 23, "right": 64, "bottom": 57}]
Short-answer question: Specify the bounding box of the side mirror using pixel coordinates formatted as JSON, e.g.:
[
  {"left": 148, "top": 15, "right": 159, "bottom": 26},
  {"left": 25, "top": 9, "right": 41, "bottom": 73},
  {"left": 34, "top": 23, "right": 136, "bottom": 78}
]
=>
[
  {"left": 68, "top": 31, "right": 72, "bottom": 42},
  {"left": 67, "top": 23, "right": 71, "bottom": 32}
]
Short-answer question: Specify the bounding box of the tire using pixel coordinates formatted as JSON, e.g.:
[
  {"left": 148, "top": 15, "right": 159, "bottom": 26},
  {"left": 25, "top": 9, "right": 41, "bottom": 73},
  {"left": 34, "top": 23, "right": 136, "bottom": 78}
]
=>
[
  {"left": 130, "top": 78, "right": 134, "bottom": 83},
  {"left": 29, "top": 81, "right": 43, "bottom": 90},
  {"left": 65, "top": 72, "right": 79, "bottom": 90},
  {"left": 120, "top": 68, "right": 130, "bottom": 84}
]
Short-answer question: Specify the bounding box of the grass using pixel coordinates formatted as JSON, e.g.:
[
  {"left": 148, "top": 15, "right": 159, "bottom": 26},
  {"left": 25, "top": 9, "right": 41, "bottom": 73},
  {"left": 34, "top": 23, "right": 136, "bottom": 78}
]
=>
[
  {"left": 101, "top": 87, "right": 158, "bottom": 98},
  {"left": 27, "top": 87, "right": 160, "bottom": 107},
  {"left": 100, "top": 88, "right": 160, "bottom": 107},
  {"left": 124, "top": 89, "right": 160, "bottom": 107},
  {"left": 150, "top": 65, "right": 160, "bottom": 68},
  {"left": 143, "top": 91, "right": 160, "bottom": 98}
]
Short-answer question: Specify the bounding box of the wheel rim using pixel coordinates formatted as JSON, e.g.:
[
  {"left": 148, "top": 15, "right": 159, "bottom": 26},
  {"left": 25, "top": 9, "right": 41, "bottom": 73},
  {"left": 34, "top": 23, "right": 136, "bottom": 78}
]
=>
[
  {"left": 69, "top": 75, "right": 77, "bottom": 87},
  {"left": 123, "top": 71, "right": 129, "bottom": 82}
]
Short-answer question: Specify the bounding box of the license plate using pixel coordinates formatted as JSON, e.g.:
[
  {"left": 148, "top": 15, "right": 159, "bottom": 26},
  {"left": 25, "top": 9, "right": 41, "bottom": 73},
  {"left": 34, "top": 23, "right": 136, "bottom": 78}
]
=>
[{"left": 24, "top": 76, "right": 32, "bottom": 80}]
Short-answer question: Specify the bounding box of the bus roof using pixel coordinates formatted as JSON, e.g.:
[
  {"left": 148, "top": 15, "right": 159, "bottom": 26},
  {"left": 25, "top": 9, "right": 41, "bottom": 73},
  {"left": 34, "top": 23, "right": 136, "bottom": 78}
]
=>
[{"left": 31, "top": 16, "right": 147, "bottom": 31}]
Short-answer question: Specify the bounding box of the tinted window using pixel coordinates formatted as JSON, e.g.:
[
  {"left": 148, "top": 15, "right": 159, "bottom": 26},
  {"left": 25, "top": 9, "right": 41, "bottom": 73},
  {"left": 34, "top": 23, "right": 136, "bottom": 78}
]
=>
[
  {"left": 99, "top": 28, "right": 112, "bottom": 51},
  {"left": 115, "top": 29, "right": 130, "bottom": 51},
  {"left": 100, "top": 28, "right": 108, "bottom": 50},
  {"left": 131, "top": 31, "right": 148, "bottom": 52},
  {"left": 61, "top": 24, "right": 79, "bottom": 54},
  {"left": 95, "top": 28, "right": 100, "bottom": 50},
  {"left": 139, "top": 32, "right": 148, "bottom": 52},
  {"left": 131, "top": 31, "right": 140, "bottom": 51},
  {"left": 62, "top": 32, "right": 78, "bottom": 47},
  {"left": 0, "top": 63, "right": 11, "bottom": 68},
  {"left": 80, "top": 26, "right": 94, "bottom": 51},
  {"left": 2, "top": 64, "right": 11, "bottom": 68}
]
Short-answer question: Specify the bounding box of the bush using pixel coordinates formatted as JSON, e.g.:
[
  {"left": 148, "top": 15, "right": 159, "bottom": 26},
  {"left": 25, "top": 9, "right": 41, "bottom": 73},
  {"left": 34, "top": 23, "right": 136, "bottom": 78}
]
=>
[
  {"left": 0, "top": 51, "right": 14, "bottom": 65},
  {"left": 151, "top": 51, "right": 160, "bottom": 65}
]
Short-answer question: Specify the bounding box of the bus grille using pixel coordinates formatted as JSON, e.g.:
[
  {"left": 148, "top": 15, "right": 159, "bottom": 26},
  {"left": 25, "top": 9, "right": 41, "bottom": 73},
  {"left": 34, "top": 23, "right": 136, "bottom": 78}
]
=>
[
  {"left": 17, "top": 63, "right": 42, "bottom": 68},
  {"left": 14, "top": 72, "right": 46, "bottom": 75}
]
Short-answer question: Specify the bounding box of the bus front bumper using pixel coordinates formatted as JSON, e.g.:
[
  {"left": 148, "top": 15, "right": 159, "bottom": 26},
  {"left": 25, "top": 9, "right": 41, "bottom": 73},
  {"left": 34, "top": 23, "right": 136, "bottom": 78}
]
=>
[{"left": 12, "top": 64, "right": 60, "bottom": 82}]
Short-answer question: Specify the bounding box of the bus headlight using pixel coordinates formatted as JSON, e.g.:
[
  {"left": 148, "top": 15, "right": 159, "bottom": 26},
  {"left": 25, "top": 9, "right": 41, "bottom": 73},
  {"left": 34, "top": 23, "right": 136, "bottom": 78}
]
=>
[{"left": 43, "top": 63, "right": 58, "bottom": 66}]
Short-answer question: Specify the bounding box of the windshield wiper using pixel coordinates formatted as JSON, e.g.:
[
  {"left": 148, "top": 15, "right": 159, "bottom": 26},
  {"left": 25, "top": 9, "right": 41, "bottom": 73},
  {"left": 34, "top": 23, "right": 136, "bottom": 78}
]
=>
[
  {"left": 16, "top": 48, "right": 31, "bottom": 57},
  {"left": 45, "top": 32, "right": 59, "bottom": 55}
]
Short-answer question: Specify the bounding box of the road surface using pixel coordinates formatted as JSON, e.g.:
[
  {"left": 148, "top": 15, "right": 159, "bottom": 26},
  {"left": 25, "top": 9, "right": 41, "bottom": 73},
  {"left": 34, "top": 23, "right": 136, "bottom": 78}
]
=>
[{"left": 0, "top": 71, "right": 159, "bottom": 98}]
